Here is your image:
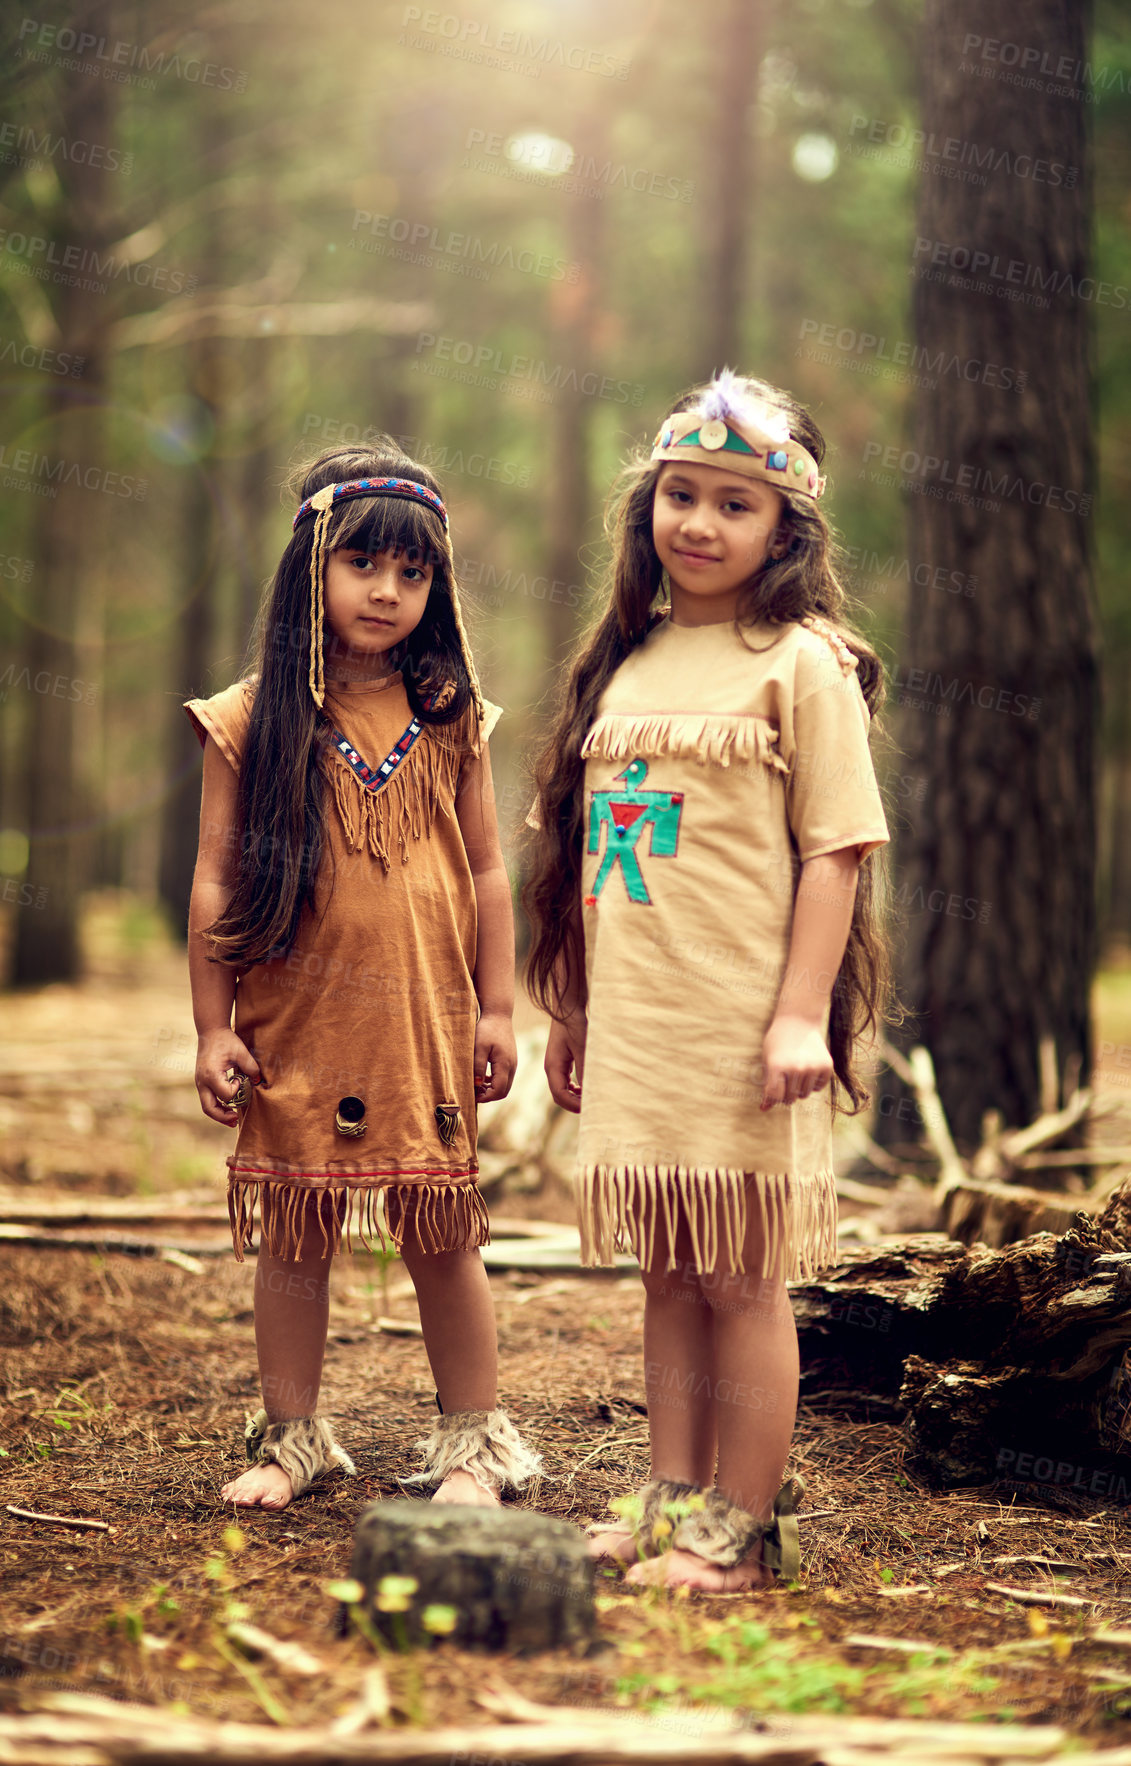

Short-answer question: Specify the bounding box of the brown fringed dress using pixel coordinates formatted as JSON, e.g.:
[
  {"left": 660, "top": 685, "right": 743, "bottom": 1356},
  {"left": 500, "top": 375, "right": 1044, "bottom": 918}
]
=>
[
  {"left": 576, "top": 613, "right": 889, "bottom": 1283},
  {"left": 185, "top": 672, "right": 499, "bottom": 1262}
]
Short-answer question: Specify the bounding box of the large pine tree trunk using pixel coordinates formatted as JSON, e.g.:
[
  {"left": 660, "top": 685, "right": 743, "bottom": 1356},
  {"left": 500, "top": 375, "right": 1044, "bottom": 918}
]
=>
[
  {"left": 10, "top": 30, "right": 116, "bottom": 985},
  {"left": 696, "top": 0, "right": 764, "bottom": 378},
  {"left": 876, "top": 0, "right": 1098, "bottom": 1147}
]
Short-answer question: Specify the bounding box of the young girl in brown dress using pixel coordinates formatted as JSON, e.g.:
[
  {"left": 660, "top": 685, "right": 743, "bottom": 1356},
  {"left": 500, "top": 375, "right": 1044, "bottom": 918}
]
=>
[
  {"left": 187, "top": 443, "right": 539, "bottom": 1509},
  {"left": 525, "top": 372, "right": 893, "bottom": 1590}
]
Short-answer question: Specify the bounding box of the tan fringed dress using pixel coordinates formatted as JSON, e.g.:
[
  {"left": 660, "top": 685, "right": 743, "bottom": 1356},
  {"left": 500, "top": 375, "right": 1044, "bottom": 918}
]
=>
[
  {"left": 185, "top": 673, "right": 499, "bottom": 1262},
  {"left": 576, "top": 613, "right": 889, "bottom": 1283}
]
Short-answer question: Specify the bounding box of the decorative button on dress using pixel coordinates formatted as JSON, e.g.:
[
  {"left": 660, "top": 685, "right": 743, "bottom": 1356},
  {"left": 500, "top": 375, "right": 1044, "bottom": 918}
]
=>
[
  {"left": 576, "top": 614, "right": 890, "bottom": 1282},
  {"left": 185, "top": 672, "right": 500, "bottom": 1262}
]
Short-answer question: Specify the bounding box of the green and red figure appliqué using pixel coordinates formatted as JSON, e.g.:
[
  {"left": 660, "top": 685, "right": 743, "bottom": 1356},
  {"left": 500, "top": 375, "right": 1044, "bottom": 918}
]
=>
[{"left": 586, "top": 759, "right": 684, "bottom": 906}]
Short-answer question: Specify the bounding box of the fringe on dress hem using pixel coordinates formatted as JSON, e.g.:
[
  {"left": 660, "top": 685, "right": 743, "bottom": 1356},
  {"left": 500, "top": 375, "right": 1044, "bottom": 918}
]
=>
[
  {"left": 577, "top": 1163, "right": 837, "bottom": 1282},
  {"left": 228, "top": 1176, "right": 490, "bottom": 1262}
]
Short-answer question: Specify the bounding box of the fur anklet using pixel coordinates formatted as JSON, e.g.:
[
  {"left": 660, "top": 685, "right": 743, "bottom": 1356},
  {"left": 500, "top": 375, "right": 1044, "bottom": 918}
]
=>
[
  {"left": 600, "top": 1475, "right": 804, "bottom": 1577},
  {"left": 673, "top": 1475, "right": 805, "bottom": 1577},
  {"left": 244, "top": 1409, "right": 356, "bottom": 1498},
  {"left": 590, "top": 1479, "right": 698, "bottom": 1558},
  {"left": 402, "top": 1408, "right": 542, "bottom": 1496}
]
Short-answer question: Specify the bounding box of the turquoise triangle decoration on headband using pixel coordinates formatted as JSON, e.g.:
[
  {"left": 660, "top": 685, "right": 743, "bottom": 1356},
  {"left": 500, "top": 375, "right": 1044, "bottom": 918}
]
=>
[
  {"left": 294, "top": 476, "right": 483, "bottom": 719},
  {"left": 650, "top": 369, "right": 826, "bottom": 500}
]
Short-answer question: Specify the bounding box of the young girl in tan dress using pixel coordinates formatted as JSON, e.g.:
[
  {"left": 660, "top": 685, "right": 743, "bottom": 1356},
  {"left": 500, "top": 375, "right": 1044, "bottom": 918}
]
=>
[
  {"left": 187, "top": 443, "right": 540, "bottom": 1510},
  {"left": 525, "top": 372, "right": 893, "bottom": 1590}
]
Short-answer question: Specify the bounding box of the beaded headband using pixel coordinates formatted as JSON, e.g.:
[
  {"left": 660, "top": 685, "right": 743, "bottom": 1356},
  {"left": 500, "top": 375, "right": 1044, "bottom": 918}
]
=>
[
  {"left": 295, "top": 476, "right": 482, "bottom": 719},
  {"left": 292, "top": 476, "right": 448, "bottom": 532},
  {"left": 650, "top": 369, "right": 825, "bottom": 501}
]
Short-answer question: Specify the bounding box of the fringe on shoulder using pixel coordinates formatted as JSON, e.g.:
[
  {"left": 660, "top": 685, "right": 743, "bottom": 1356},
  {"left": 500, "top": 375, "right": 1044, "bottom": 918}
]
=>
[
  {"left": 581, "top": 711, "right": 789, "bottom": 775},
  {"left": 578, "top": 1162, "right": 837, "bottom": 1282}
]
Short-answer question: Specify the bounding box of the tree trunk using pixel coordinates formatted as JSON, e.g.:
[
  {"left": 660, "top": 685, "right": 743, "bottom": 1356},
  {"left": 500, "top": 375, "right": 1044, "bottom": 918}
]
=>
[
  {"left": 544, "top": 109, "right": 609, "bottom": 669},
  {"left": 10, "top": 26, "right": 116, "bottom": 985},
  {"left": 157, "top": 112, "right": 230, "bottom": 940},
  {"left": 877, "top": 0, "right": 1098, "bottom": 1148},
  {"left": 697, "top": 0, "right": 765, "bottom": 378}
]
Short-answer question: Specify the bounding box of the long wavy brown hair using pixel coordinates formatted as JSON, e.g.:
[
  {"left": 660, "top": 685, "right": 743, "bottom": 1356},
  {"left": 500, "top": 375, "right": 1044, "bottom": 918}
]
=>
[
  {"left": 523, "top": 376, "right": 898, "bottom": 1113},
  {"left": 206, "top": 441, "right": 474, "bottom": 970}
]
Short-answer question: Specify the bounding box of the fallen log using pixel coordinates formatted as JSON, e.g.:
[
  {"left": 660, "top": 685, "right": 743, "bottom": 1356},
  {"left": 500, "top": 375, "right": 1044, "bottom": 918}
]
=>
[
  {"left": 790, "top": 1184, "right": 1131, "bottom": 1487},
  {"left": 0, "top": 1690, "right": 1086, "bottom": 1765}
]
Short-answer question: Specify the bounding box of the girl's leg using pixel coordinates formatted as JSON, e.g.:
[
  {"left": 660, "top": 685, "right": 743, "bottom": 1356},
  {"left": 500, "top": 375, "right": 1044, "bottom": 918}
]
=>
[
  {"left": 626, "top": 1199, "right": 800, "bottom": 1591},
  {"left": 221, "top": 1198, "right": 334, "bottom": 1510},
  {"left": 588, "top": 1219, "right": 716, "bottom": 1561},
  {"left": 398, "top": 1233, "right": 500, "bottom": 1507}
]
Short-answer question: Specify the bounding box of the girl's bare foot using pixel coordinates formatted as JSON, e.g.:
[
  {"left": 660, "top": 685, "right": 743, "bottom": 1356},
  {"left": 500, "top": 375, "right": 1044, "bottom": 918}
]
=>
[
  {"left": 586, "top": 1525, "right": 640, "bottom": 1563},
  {"left": 625, "top": 1546, "right": 772, "bottom": 1591},
  {"left": 220, "top": 1463, "right": 294, "bottom": 1510},
  {"left": 432, "top": 1467, "right": 499, "bottom": 1507}
]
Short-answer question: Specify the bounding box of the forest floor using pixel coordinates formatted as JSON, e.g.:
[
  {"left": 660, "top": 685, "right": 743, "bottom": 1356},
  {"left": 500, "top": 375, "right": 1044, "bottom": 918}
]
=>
[{"left": 3, "top": 895, "right": 1131, "bottom": 1751}]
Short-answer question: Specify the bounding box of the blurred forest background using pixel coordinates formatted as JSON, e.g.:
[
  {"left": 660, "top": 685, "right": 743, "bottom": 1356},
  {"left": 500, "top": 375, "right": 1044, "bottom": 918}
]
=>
[{"left": 0, "top": 0, "right": 1128, "bottom": 1141}]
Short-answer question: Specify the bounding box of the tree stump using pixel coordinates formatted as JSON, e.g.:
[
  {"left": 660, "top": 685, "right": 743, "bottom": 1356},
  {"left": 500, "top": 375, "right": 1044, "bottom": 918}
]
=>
[{"left": 346, "top": 1501, "right": 595, "bottom": 1653}]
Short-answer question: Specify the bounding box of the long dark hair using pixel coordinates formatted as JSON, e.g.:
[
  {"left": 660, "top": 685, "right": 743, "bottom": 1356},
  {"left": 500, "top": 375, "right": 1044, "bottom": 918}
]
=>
[
  {"left": 523, "top": 376, "right": 897, "bottom": 1113},
  {"left": 207, "top": 442, "right": 474, "bottom": 969}
]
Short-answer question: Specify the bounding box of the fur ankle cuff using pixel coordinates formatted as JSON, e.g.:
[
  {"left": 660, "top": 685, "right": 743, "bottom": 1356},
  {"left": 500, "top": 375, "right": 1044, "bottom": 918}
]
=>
[
  {"left": 403, "top": 1408, "right": 542, "bottom": 1495},
  {"left": 245, "top": 1410, "right": 356, "bottom": 1497},
  {"left": 671, "top": 1488, "right": 765, "bottom": 1567},
  {"left": 672, "top": 1475, "right": 805, "bottom": 1576}
]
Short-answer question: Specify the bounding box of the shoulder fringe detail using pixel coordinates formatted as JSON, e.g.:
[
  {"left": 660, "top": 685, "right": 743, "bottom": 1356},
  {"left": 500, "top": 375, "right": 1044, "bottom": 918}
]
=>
[
  {"left": 328, "top": 728, "right": 457, "bottom": 870},
  {"left": 800, "top": 615, "right": 858, "bottom": 676},
  {"left": 403, "top": 1408, "right": 544, "bottom": 1495},
  {"left": 577, "top": 1163, "right": 837, "bottom": 1282},
  {"left": 228, "top": 1175, "right": 489, "bottom": 1263},
  {"left": 581, "top": 711, "right": 788, "bottom": 775},
  {"left": 250, "top": 1414, "right": 356, "bottom": 1496}
]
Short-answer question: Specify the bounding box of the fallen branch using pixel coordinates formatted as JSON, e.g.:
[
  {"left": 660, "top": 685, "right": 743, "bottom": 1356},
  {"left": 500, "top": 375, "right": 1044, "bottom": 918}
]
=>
[
  {"left": 983, "top": 1583, "right": 1091, "bottom": 1609},
  {"left": 6, "top": 1505, "right": 110, "bottom": 1533}
]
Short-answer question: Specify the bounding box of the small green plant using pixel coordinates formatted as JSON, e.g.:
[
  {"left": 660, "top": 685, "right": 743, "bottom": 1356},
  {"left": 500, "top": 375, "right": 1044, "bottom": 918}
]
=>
[{"left": 367, "top": 1241, "right": 401, "bottom": 1319}]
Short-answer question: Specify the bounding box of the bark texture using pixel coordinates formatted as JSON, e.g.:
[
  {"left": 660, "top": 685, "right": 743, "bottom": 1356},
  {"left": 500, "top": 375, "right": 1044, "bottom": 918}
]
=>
[
  {"left": 347, "top": 1501, "right": 595, "bottom": 1653},
  {"left": 878, "top": 0, "right": 1098, "bottom": 1146}
]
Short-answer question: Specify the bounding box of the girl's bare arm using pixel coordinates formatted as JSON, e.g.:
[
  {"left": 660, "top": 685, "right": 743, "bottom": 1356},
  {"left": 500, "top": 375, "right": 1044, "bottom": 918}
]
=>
[
  {"left": 188, "top": 737, "right": 261, "bottom": 1124},
  {"left": 760, "top": 845, "right": 861, "bottom": 1110},
  {"left": 455, "top": 741, "right": 517, "bottom": 1103}
]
